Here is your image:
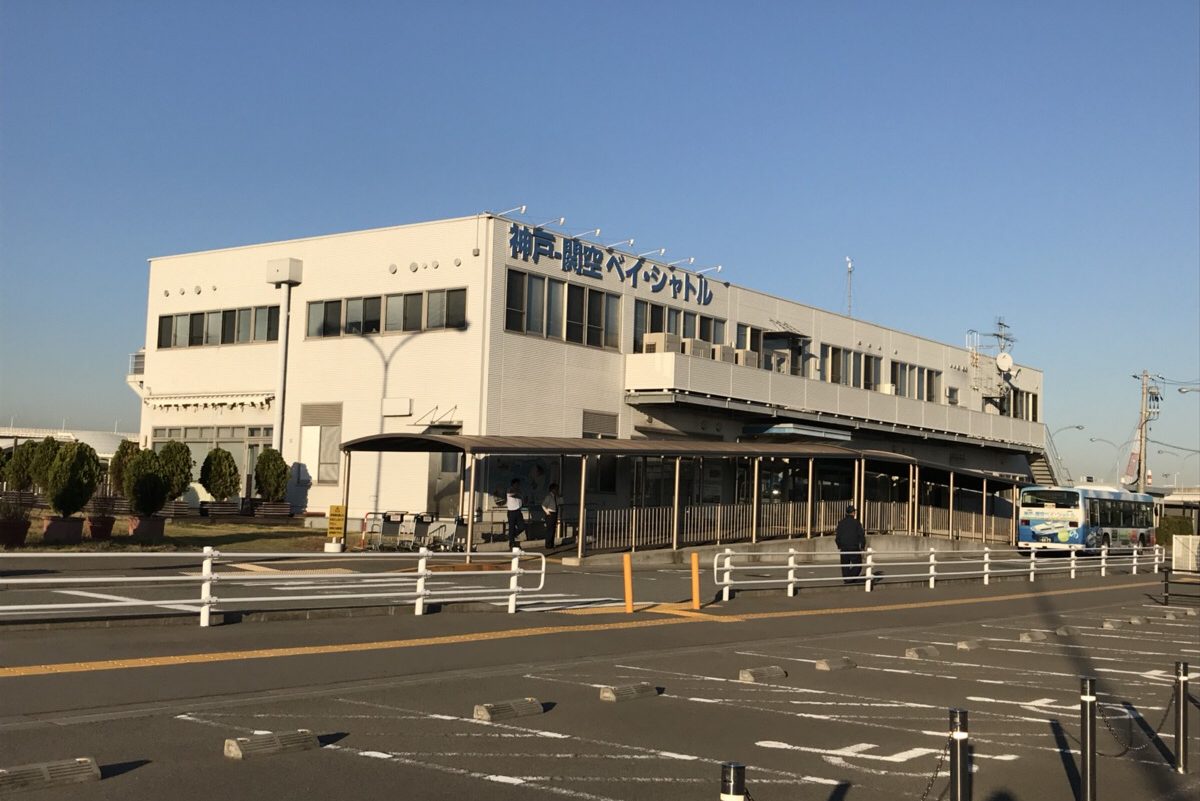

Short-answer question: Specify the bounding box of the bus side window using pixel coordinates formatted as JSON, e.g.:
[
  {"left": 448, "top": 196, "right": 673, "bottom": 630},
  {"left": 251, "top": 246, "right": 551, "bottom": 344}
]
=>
[{"left": 1087, "top": 501, "right": 1098, "bottom": 528}]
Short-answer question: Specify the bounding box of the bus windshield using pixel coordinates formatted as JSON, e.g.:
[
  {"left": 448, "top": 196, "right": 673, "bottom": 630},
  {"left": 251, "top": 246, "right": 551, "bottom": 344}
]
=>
[{"left": 1020, "top": 490, "right": 1080, "bottom": 509}]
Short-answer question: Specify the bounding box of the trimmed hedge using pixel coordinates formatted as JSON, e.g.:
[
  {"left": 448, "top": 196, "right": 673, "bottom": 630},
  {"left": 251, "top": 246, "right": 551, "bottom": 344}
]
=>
[
  {"left": 109, "top": 440, "right": 140, "bottom": 497},
  {"left": 29, "top": 436, "right": 62, "bottom": 491},
  {"left": 45, "top": 442, "right": 102, "bottom": 518},
  {"left": 158, "top": 440, "right": 195, "bottom": 501},
  {"left": 200, "top": 447, "right": 241, "bottom": 501},
  {"left": 123, "top": 450, "right": 169, "bottom": 517},
  {"left": 3, "top": 441, "right": 37, "bottom": 492},
  {"left": 254, "top": 448, "right": 289, "bottom": 503}
]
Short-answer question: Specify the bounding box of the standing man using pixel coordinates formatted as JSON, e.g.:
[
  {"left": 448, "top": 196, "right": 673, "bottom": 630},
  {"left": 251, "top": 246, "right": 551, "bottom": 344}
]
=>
[
  {"left": 506, "top": 478, "right": 526, "bottom": 549},
  {"left": 541, "top": 482, "right": 560, "bottom": 550},
  {"left": 835, "top": 505, "right": 867, "bottom": 583}
]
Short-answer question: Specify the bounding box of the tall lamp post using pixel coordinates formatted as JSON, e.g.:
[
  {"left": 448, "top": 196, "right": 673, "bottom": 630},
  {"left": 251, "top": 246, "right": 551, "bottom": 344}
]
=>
[
  {"left": 1089, "top": 437, "right": 1134, "bottom": 485},
  {"left": 267, "top": 258, "right": 303, "bottom": 457},
  {"left": 1051, "top": 425, "right": 1085, "bottom": 483}
]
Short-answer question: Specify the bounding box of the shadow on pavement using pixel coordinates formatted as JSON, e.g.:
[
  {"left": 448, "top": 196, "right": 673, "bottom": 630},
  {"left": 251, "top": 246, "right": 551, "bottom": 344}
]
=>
[
  {"left": 100, "top": 759, "right": 150, "bottom": 779},
  {"left": 317, "top": 732, "right": 348, "bottom": 746},
  {"left": 1048, "top": 720, "right": 1080, "bottom": 798}
]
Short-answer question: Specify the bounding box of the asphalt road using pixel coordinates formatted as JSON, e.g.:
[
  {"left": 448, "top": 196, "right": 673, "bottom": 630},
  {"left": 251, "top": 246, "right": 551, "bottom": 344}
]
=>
[{"left": 1, "top": 573, "right": 1197, "bottom": 800}]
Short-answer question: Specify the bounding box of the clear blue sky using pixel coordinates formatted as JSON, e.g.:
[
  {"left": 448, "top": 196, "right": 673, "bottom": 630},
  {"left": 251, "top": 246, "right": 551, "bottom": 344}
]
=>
[{"left": 2, "top": 1, "right": 1197, "bottom": 484}]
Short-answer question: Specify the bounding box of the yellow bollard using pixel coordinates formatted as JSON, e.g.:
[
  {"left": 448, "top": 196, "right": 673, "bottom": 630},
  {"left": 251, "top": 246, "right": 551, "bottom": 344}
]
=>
[
  {"left": 691, "top": 551, "right": 701, "bottom": 610},
  {"left": 623, "top": 553, "right": 634, "bottom": 614}
]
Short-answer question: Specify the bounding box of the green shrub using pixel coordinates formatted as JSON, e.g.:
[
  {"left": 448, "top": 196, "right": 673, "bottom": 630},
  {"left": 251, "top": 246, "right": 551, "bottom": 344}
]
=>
[
  {"left": 158, "top": 440, "right": 195, "bottom": 501},
  {"left": 0, "top": 499, "right": 30, "bottom": 522},
  {"left": 29, "top": 436, "right": 62, "bottom": 491},
  {"left": 3, "top": 441, "right": 36, "bottom": 492},
  {"left": 200, "top": 447, "right": 241, "bottom": 501},
  {"left": 1158, "top": 515, "right": 1195, "bottom": 548},
  {"left": 123, "top": 450, "right": 169, "bottom": 517},
  {"left": 0, "top": 448, "right": 9, "bottom": 478},
  {"left": 254, "top": 448, "right": 289, "bottom": 503},
  {"left": 45, "top": 442, "right": 102, "bottom": 518},
  {"left": 108, "top": 440, "right": 139, "bottom": 497}
]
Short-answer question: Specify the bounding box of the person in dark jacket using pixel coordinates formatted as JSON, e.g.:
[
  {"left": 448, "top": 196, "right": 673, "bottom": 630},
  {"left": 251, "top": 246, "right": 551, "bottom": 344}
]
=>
[{"left": 835, "top": 505, "right": 867, "bottom": 583}]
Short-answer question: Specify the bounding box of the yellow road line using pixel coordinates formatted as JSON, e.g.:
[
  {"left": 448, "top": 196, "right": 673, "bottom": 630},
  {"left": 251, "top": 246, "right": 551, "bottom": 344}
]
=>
[{"left": 0, "top": 580, "right": 1154, "bottom": 679}]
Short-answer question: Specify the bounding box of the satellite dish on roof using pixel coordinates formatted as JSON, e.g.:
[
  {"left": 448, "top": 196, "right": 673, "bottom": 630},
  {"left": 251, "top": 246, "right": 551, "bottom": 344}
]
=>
[{"left": 996, "top": 352, "right": 1013, "bottom": 372}]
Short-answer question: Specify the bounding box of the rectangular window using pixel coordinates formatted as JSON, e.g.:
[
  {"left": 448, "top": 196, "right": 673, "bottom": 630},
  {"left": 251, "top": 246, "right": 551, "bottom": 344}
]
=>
[
  {"left": 320, "top": 301, "right": 340, "bottom": 338},
  {"left": 699, "top": 315, "right": 713, "bottom": 343},
  {"left": 362, "top": 296, "right": 381, "bottom": 334},
  {"left": 683, "top": 311, "right": 696, "bottom": 339},
  {"left": 649, "top": 304, "right": 664, "bottom": 334},
  {"left": 255, "top": 306, "right": 272, "bottom": 340},
  {"left": 307, "top": 302, "right": 324, "bottom": 337},
  {"left": 221, "top": 310, "right": 236, "bottom": 344},
  {"left": 427, "top": 289, "right": 447, "bottom": 328},
  {"left": 266, "top": 306, "right": 279, "bottom": 341},
  {"left": 585, "top": 288, "right": 604, "bottom": 347},
  {"left": 403, "top": 293, "right": 423, "bottom": 331},
  {"left": 505, "top": 270, "right": 526, "bottom": 332},
  {"left": 736, "top": 324, "right": 748, "bottom": 350},
  {"left": 852, "top": 352, "right": 862, "bottom": 388},
  {"left": 604, "top": 293, "right": 620, "bottom": 349},
  {"left": 566, "top": 284, "right": 585, "bottom": 343},
  {"left": 633, "top": 299, "right": 647, "bottom": 353},
  {"left": 345, "top": 298, "right": 363, "bottom": 335},
  {"left": 713, "top": 319, "right": 725, "bottom": 346},
  {"left": 205, "top": 311, "right": 221, "bottom": 345},
  {"left": 189, "top": 313, "right": 204, "bottom": 346},
  {"left": 445, "top": 288, "right": 466, "bottom": 329},
  {"left": 667, "top": 308, "right": 680, "bottom": 335},
  {"left": 526, "top": 275, "right": 545, "bottom": 335},
  {"left": 236, "top": 308, "right": 252, "bottom": 342},
  {"left": 927, "top": 370, "right": 942, "bottom": 404},
  {"left": 546, "top": 279, "right": 564, "bottom": 338},
  {"left": 385, "top": 294, "right": 403, "bottom": 331},
  {"left": 157, "top": 316, "right": 173, "bottom": 349}
]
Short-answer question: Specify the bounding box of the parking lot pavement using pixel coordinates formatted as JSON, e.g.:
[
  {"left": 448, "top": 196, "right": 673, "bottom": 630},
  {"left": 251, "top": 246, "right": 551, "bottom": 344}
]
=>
[{"left": 1, "top": 577, "right": 1196, "bottom": 800}]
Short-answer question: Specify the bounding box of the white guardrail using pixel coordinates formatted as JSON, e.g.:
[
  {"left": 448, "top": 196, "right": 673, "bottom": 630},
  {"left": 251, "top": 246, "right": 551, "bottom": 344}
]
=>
[
  {"left": 0, "top": 547, "right": 546, "bottom": 626},
  {"left": 713, "top": 545, "right": 1165, "bottom": 601}
]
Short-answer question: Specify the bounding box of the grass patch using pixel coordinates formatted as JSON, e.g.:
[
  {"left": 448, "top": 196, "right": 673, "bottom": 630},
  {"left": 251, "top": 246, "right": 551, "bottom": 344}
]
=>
[{"left": 20, "top": 513, "right": 329, "bottom": 552}]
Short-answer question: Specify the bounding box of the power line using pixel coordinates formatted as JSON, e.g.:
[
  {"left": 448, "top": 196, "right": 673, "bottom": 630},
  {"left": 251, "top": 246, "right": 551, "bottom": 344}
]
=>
[{"left": 1149, "top": 438, "right": 1200, "bottom": 453}]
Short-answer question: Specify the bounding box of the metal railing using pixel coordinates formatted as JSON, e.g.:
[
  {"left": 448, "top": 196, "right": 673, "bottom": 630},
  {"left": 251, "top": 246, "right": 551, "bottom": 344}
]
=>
[
  {"left": 713, "top": 544, "right": 1165, "bottom": 600},
  {"left": 0, "top": 547, "right": 546, "bottom": 626}
]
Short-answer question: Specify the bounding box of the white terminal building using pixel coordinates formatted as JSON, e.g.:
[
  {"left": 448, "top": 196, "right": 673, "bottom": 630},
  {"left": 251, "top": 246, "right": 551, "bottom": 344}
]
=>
[{"left": 126, "top": 214, "right": 1052, "bottom": 547}]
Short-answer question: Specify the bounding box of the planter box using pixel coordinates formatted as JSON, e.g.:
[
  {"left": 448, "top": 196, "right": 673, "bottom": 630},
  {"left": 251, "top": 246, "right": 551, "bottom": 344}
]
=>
[
  {"left": 87, "top": 515, "right": 116, "bottom": 540},
  {"left": 156, "top": 500, "right": 195, "bottom": 519},
  {"left": 255, "top": 501, "right": 292, "bottom": 518},
  {"left": 86, "top": 496, "right": 130, "bottom": 517},
  {"left": 128, "top": 516, "right": 166, "bottom": 541},
  {"left": 0, "top": 519, "right": 30, "bottom": 549},
  {"left": 43, "top": 516, "right": 85, "bottom": 545},
  {"left": 205, "top": 501, "right": 240, "bottom": 517}
]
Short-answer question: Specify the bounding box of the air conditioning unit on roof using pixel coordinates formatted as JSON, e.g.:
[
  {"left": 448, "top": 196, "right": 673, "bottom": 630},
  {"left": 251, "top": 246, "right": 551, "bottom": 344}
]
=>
[
  {"left": 681, "top": 338, "right": 713, "bottom": 359},
  {"left": 734, "top": 349, "right": 759, "bottom": 368},
  {"left": 643, "top": 332, "right": 681, "bottom": 354},
  {"left": 711, "top": 345, "right": 737, "bottom": 363},
  {"left": 878, "top": 383, "right": 896, "bottom": 395}
]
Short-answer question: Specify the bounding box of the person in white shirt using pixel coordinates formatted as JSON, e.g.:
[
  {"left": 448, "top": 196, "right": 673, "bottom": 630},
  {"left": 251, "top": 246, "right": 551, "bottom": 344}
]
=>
[
  {"left": 506, "top": 479, "right": 526, "bottom": 548},
  {"left": 541, "top": 482, "right": 560, "bottom": 549}
]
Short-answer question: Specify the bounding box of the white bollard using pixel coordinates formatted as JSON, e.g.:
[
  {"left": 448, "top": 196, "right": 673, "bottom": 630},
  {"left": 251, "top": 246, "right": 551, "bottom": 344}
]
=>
[
  {"left": 1132, "top": 545, "right": 1139, "bottom": 575},
  {"left": 1101, "top": 544, "right": 1108, "bottom": 577},
  {"left": 507, "top": 547, "right": 522, "bottom": 614},
  {"left": 199, "top": 545, "right": 215, "bottom": 628},
  {"left": 983, "top": 547, "right": 990, "bottom": 586},
  {"left": 414, "top": 547, "right": 429, "bottom": 615},
  {"left": 722, "top": 548, "right": 734, "bottom": 602},
  {"left": 865, "top": 547, "right": 875, "bottom": 593},
  {"left": 1029, "top": 549, "right": 1037, "bottom": 582},
  {"left": 928, "top": 549, "right": 937, "bottom": 589},
  {"left": 1070, "top": 549, "right": 1077, "bottom": 580},
  {"left": 786, "top": 548, "right": 797, "bottom": 598}
]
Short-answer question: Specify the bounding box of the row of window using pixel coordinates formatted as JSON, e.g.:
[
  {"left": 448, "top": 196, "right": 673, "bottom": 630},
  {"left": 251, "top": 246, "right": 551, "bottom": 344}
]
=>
[
  {"left": 632, "top": 299, "right": 727, "bottom": 353},
  {"left": 821, "top": 345, "right": 883, "bottom": 390},
  {"left": 1086, "top": 499, "right": 1153, "bottom": 529},
  {"left": 889, "top": 360, "right": 944, "bottom": 402},
  {"left": 157, "top": 307, "right": 280, "bottom": 349},
  {"left": 307, "top": 289, "right": 467, "bottom": 338},
  {"left": 151, "top": 426, "right": 273, "bottom": 440},
  {"left": 505, "top": 269, "right": 621, "bottom": 349}
]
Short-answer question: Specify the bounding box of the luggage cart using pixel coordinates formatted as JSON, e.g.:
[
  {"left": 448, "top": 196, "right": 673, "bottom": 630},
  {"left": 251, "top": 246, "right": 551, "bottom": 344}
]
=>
[
  {"left": 356, "top": 511, "right": 386, "bottom": 551},
  {"left": 380, "top": 511, "right": 413, "bottom": 551},
  {"left": 425, "top": 516, "right": 467, "bottom": 552}
]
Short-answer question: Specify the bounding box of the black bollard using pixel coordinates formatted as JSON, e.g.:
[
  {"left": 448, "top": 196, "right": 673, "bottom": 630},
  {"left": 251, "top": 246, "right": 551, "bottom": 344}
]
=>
[
  {"left": 949, "top": 708, "right": 971, "bottom": 801},
  {"left": 1176, "top": 662, "right": 1189, "bottom": 774},
  {"left": 720, "top": 762, "right": 746, "bottom": 800},
  {"left": 1081, "top": 677, "right": 1097, "bottom": 801}
]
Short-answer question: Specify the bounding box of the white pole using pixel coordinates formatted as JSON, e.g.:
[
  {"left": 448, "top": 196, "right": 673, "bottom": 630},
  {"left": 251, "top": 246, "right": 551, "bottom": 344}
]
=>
[
  {"left": 928, "top": 548, "right": 936, "bottom": 589},
  {"left": 983, "top": 547, "right": 990, "bottom": 585},
  {"left": 414, "top": 548, "right": 429, "bottom": 615},
  {"left": 508, "top": 547, "right": 521, "bottom": 614},
  {"left": 865, "top": 547, "right": 875, "bottom": 593},
  {"left": 787, "top": 548, "right": 797, "bottom": 597},
  {"left": 272, "top": 283, "right": 292, "bottom": 455},
  {"left": 199, "top": 546, "right": 214, "bottom": 627},
  {"left": 722, "top": 547, "right": 734, "bottom": 602}
]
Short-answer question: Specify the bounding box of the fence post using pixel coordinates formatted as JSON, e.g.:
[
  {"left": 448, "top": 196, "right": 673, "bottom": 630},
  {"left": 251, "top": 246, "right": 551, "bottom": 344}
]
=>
[
  {"left": 1176, "top": 661, "right": 1190, "bottom": 774},
  {"left": 1081, "top": 677, "right": 1097, "bottom": 801},
  {"left": 865, "top": 547, "right": 874, "bottom": 593},
  {"left": 1070, "top": 548, "right": 1077, "bottom": 580},
  {"left": 928, "top": 548, "right": 936, "bottom": 589},
  {"left": 691, "top": 551, "right": 701, "bottom": 610},
  {"left": 414, "top": 547, "right": 429, "bottom": 615},
  {"left": 1154, "top": 544, "right": 1163, "bottom": 573},
  {"left": 199, "top": 546, "right": 214, "bottom": 628},
  {"left": 1101, "top": 544, "right": 1107, "bottom": 577},
  {"left": 787, "top": 548, "right": 797, "bottom": 598},
  {"left": 983, "top": 547, "right": 990, "bottom": 586},
  {"left": 721, "top": 548, "right": 734, "bottom": 602},
  {"left": 720, "top": 762, "right": 747, "bottom": 801},
  {"left": 508, "top": 547, "right": 522, "bottom": 614},
  {"left": 949, "top": 708, "right": 970, "bottom": 801},
  {"left": 1029, "top": 549, "right": 1037, "bottom": 582},
  {"left": 1132, "top": 544, "right": 1139, "bottom": 575}
]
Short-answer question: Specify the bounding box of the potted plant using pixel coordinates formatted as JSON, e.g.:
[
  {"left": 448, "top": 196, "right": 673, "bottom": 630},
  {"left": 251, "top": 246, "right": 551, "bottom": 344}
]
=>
[
  {"left": 254, "top": 448, "right": 291, "bottom": 517},
  {"left": 200, "top": 446, "right": 241, "bottom": 516},
  {"left": 28, "top": 436, "right": 61, "bottom": 508},
  {"left": 158, "top": 440, "right": 196, "bottom": 518},
  {"left": 123, "top": 449, "right": 169, "bottom": 540},
  {"left": 42, "top": 442, "right": 102, "bottom": 545},
  {"left": 0, "top": 499, "right": 31, "bottom": 549},
  {"left": 106, "top": 439, "right": 139, "bottom": 517},
  {"left": 3, "top": 440, "right": 37, "bottom": 506}
]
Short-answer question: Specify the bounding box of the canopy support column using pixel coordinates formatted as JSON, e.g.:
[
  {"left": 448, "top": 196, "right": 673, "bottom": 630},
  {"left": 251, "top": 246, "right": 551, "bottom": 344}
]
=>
[
  {"left": 465, "top": 454, "right": 477, "bottom": 561},
  {"left": 671, "top": 456, "right": 682, "bottom": 551},
  {"left": 751, "top": 456, "right": 761, "bottom": 544},
  {"left": 982, "top": 478, "right": 989, "bottom": 543},
  {"left": 806, "top": 457, "right": 814, "bottom": 538},
  {"left": 577, "top": 455, "right": 589, "bottom": 561},
  {"left": 949, "top": 471, "right": 956, "bottom": 539}
]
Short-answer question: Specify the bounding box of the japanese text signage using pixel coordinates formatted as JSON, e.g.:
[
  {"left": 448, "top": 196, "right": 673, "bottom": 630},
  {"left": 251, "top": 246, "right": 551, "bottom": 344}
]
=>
[{"left": 508, "top": 223, "right": 714, "bottom": 306}]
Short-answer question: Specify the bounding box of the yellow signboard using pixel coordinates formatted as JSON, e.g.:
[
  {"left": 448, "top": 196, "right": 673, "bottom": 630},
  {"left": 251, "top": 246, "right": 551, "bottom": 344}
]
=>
[{"left": 327, "top": 504, "right": 347, "bottom": 539}]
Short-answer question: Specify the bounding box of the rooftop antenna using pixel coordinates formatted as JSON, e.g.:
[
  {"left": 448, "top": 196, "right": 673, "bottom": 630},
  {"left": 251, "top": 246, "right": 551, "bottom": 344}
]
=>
[{"left": 845, "top": 257, "right": 854, "bottom": 317}]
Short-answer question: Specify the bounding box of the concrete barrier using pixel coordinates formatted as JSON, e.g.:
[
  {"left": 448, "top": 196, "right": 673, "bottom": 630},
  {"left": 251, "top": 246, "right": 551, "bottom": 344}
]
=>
[
  {"left": 0, "top": 758, "right": 99, "bottom": 792},
  {"left": 224, "top": 730, "right": 318, "bottom": 759},
  {"left": 474, "top": 698, "right": 544, "bottom": 721}
]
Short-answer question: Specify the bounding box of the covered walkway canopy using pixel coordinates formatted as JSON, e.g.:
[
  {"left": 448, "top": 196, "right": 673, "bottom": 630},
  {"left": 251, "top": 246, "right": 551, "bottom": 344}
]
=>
[{"left": 339, "top": 434, "right": 1024, "bottom": 556}]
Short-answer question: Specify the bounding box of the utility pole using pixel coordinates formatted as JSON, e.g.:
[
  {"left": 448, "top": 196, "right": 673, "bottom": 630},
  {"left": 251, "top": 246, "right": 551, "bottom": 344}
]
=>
[
  {"left": 845, "top": 257, "right": 854, "bottom": 317},
  {"left": 1137, "top": 370, "right": 1149, "bottom": 493}
]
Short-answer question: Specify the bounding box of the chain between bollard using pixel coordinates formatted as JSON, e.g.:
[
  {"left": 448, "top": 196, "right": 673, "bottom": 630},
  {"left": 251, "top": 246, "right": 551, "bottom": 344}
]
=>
[
  {"left": 918, "top": 736, "right": 951, "bottom": 801},
  {"left": 1093, "top": 689, "right": 1177, "bottom": 756}
]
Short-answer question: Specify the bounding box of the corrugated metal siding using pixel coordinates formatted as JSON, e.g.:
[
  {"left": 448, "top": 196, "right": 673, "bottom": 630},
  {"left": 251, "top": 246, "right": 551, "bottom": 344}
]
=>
[
  {"left": 582, "top": 410, "right": 619, "bottom": 437},
  {"left": 300, "top": 403, "right": 343, "bottom": 426}
]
